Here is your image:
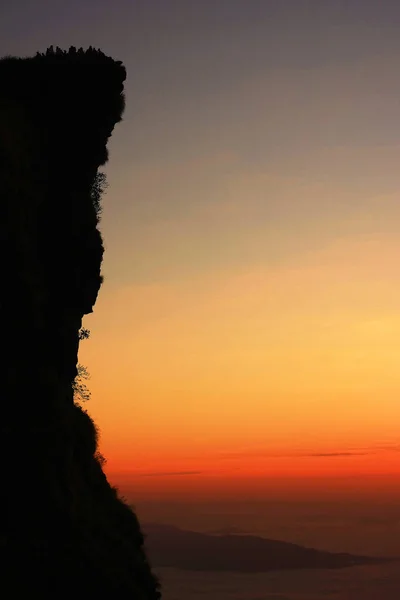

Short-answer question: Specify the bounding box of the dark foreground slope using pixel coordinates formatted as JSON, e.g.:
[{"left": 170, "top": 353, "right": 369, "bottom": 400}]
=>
[
  {"left": 144, "top": 524, "right": 395, "bottom": 573},
  {"left": 0, "top": 47, "right": 160, "bottom": 598}
]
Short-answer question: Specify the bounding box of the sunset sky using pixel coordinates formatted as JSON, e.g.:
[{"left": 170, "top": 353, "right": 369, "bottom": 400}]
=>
[{"left": 2, "top": 1, "right": 400, "bottom": 501}]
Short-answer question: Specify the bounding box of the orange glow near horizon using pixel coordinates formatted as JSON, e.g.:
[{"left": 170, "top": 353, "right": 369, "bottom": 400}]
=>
[{"left": 79, "top": 229, "right": 400, "bottom": 501}]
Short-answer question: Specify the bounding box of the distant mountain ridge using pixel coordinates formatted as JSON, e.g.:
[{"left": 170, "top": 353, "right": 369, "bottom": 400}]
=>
[{"left": 143, "top": 523, "right": 396, "bottom": 573}]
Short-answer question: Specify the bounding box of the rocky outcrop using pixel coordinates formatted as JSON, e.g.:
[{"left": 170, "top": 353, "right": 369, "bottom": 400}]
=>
[{"left": 0, "top": 47, "right": 160, "bottom": 598}]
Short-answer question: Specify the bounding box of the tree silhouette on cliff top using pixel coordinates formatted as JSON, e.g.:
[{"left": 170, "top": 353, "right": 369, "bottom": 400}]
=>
[{"left": 0, "top": 46, "right": 161, "bottom": 598}]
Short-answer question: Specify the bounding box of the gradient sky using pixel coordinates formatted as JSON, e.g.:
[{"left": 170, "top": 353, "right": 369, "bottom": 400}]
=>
[{"left": 2, "top": 1, "right": 400, "bottom": 500}]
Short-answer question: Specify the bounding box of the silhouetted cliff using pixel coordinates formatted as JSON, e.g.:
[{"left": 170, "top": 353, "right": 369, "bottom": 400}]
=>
[{"left": 0, "top": 47, "right": 160, "bottom": 598}]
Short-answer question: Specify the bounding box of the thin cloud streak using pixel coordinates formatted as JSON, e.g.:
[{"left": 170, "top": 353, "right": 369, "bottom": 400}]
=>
[
  {"left": 135, "top": 470, "right": 203, "bottom": 478},
  {"left": 212, "top": 449, "right": 376, "bottom": 460},
  {"left": 180, "top": 444, "right": 400, "bottom": 463},
  {"left": 307, "top": 452, "right": 371, "bottom": 457}
]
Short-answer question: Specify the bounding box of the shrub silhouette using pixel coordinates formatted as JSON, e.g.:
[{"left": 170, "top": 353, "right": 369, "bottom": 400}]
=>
[
  {"left": 73, "top": 363, "right": 91, "bottom": 403},
  {"left": 0, "top": 46, "right": 161, "bottom": 598}
]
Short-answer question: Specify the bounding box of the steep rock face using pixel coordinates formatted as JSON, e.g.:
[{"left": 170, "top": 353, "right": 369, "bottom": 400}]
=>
[{"left": 0, "top": 47, "right": 161, "bottom": 598}]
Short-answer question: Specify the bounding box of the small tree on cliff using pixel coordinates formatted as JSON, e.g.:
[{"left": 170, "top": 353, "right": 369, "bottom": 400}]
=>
[
  {"left": 73, "top": 327, "right": 91, "bottom": 403},
  {"left": 73, "top": 363, "right": 91, "bottom": 403},
  {"left": 91, "top": 171, "right": 108, "bottom": 222}
]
